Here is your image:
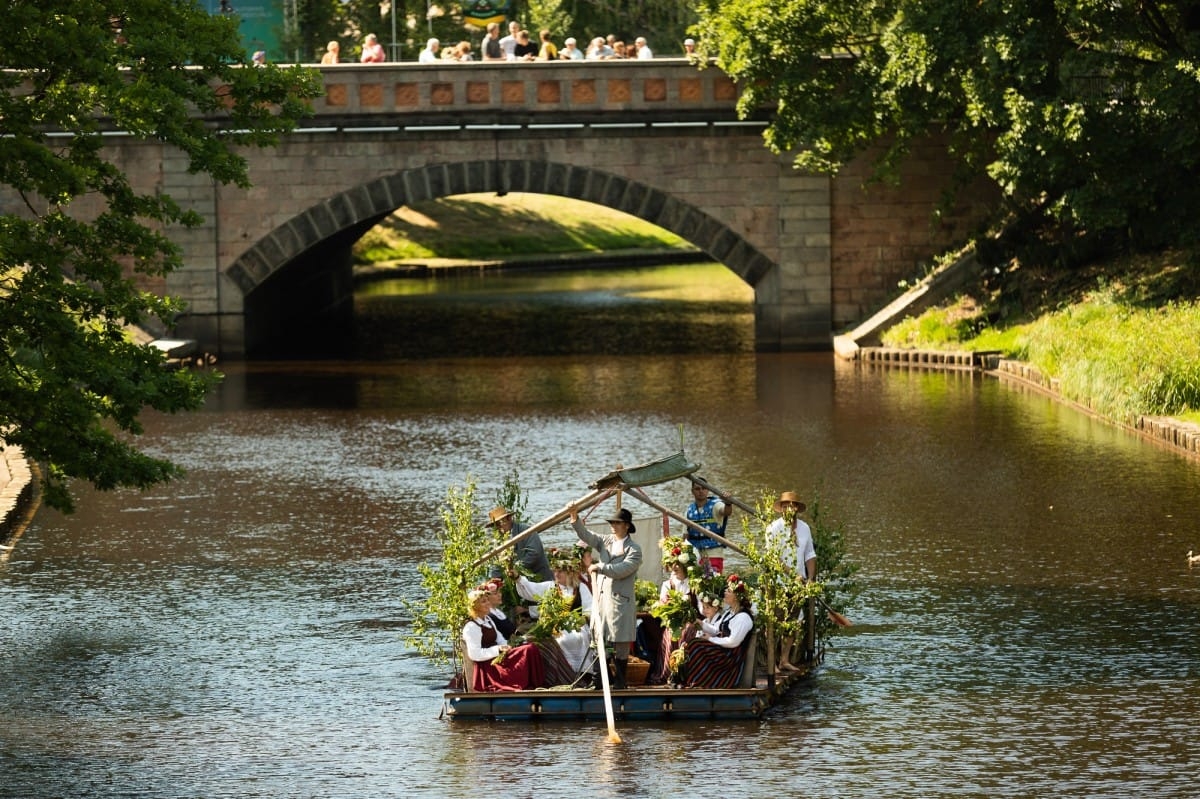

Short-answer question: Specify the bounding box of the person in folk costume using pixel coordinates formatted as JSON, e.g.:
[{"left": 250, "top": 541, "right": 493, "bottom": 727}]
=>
[
  {"left": 512, "top": 547, "right": 594, "bottom": 684},
  {"left": 477, "top": 578, "right": 517, "bottom": 638},
  {"left": 766, "top": 491, "right": 817, "bottom": 672},
  {"left": 487, "top": 506, "right": 553, "bottom": 583},
  {"left": 569, "top": 505, "right": 643, "bottom": 689},
  {"left": 685, "top": 480, "right": 733, "bottom": 574},
  {"left": 645, "top": 539, "right": 699, "bottom": 684},
  {"left": 680, "top": 575, "right": 754, "bottom": 689},
  {"left": 462, "top": 589, "right": 547, "bottom": 692}
]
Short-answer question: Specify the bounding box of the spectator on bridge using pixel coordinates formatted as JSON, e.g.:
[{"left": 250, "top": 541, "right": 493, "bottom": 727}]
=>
[
  {"left": 320, "top": 40, "right": 340, "bottom": 64},
  {"left": 585, "top": 37, "right": 613, "bottom": 60},
  {"left": 513, "top": 29, "right": 538, "bottom": 61},
  {"left": 635, "top": 37, "right": 653, "bottom": 60},
  {"left": 251, "top": 50, "right": 266, "bottom": 66},
  {"left": 419, "top": 38, "right": 440, "bottom": 63},
  {"left": 611, "top": 40, "right": 627, "bottom": 59},
  {"left": 452, "top": 41, "right": 474, "bottom": 62},
  {"left": 560, "top": 37, "right": 583, "bottom": 61},
  {"left": 683, "top": 38, "right": 697, "bottom": 59},
  {"left": 360, "top": 33, "right": 386, "bottom": 63},
  {"left": 499, "top": 21, "right": 520, "bottom": 61},
  {"left": 537, "top": 29, "right": 558, "bottom": 61},
  {"left": 481, "top": 22, "right": 504, "bottom": 61}
]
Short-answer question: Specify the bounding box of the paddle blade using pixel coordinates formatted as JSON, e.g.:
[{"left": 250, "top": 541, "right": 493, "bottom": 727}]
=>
[
  {"left": 607, "top": 730, "right": 623, "bottom": 744},
  {"left": 827, "top": 608, "right": 853, "bottom": 627}
]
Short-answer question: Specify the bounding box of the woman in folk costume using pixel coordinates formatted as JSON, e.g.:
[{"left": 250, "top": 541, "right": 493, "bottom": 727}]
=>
[
  {"left": 569, "top": 505, "right": 643, "bottom": 689},
  {"left": 645, "top": 539, "right": 699, "bottom": 684},
  {"left": 680, "top": 574, "right": 754, "bottom": 689},
  {"left": 462, "top": 588, "right": 547, "bottom": 692},
  {"left": 513, "top": 547, "right": 594, "bottom": 684}
]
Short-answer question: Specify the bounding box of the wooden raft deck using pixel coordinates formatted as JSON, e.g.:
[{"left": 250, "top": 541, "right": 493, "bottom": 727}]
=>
[{"left": 442, "top": 668, "right": 809, "bottom": 722}]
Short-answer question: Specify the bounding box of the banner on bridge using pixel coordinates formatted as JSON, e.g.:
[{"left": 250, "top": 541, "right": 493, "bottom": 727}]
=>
[{"left": 463, "top": 0, "right": 510, "bottom": 27}]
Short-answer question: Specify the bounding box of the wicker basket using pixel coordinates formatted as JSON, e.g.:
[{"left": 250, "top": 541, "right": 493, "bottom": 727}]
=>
[{"left": 625, "top": 656, "right": 650, "bottom": 686}]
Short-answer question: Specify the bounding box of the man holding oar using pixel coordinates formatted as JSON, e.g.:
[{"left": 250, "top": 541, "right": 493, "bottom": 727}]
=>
[
  {"left": 684, "top": 480, "right": 733, "bottom": 574},
  {"left": 569, "top": 505, "right": 642, "bottom": 690}
]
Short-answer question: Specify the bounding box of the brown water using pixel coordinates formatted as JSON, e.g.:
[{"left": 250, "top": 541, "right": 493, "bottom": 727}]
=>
[{"left": 1, "top": 264, "right": 1199, "bottom": 798}]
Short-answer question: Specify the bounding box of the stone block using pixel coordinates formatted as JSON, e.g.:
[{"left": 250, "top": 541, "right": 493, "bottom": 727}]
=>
[
  {"left": 571, "top": 79, "right": 597, "bottom": 104},
  {"left": 466, "top": 81, "right": 491, "bottom": 104},
  {"left": 395, "top": 83, "right": 419, "bottom": 106},
  {"left": 358, "top": 83, "right": 384, "bottom": 107},
  {"left": 536, "top": 80, "right": 561, "bottom": 104},
  {"left": 431, "top": 83, "right": 455, "bottom": 105}
]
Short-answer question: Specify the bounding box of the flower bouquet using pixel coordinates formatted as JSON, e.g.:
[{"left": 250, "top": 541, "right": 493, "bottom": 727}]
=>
[
  {"left": 520, "top": 584, "right": 586, "bottom": 643},
  {"left": 649, "top": 587, "right": 696, "bottom": 639},
  {"left": 635, "top": 579, "right": 660, "bottom": 611}
]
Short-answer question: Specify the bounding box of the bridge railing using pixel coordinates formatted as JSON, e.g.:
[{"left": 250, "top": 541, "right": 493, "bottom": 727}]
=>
[{"left": 304, "top": 59, "right": 750, "bottom": 127}]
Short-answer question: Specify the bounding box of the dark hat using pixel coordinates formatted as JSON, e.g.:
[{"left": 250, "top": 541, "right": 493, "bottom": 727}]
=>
[{"left": 606, "top": 507, "right": 636, "bottom": 534}]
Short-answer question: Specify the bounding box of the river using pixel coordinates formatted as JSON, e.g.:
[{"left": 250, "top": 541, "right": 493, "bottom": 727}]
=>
[{"left": 1, "top": 263, "right": 1198, "bottom": 798}]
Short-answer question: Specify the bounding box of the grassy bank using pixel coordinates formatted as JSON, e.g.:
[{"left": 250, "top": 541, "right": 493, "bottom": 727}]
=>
[
  {"left": 880, "top": 249, "right": 1200, "bottom": 424},
  {"left": 352, "top": 193, "right": 690, "bottom": 264}
]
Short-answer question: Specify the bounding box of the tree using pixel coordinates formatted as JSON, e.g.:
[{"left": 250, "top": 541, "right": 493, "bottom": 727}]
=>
[
  {"left": 693, "top": 0, "right": 1200, "bottom": 267},
  {"left": 0, "top": 1, "right": 322, "bottom": 512}
]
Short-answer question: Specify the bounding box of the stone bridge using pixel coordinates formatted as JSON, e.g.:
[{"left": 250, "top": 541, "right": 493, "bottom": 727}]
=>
[{"left": 36, "top": 61, "right": 995, "bottom": 357}]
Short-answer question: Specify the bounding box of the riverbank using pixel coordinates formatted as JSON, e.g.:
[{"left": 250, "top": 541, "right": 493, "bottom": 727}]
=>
[
  {"left": 852, "top": 345, "right": 1200, "bottom": 462},
  {"left": 0, "top": 442, "right": 37, "bottom": 551},
  {"left": 353, "top": 246, "right": 710, "bottom": 284}
]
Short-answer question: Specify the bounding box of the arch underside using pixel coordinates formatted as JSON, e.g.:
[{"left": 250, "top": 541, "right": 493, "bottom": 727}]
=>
[{"left": 225, "top": 159, "right": 777, "bottom": 297}]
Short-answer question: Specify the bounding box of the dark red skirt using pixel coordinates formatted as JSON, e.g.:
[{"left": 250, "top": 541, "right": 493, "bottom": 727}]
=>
[{"left": 470, "top": 642, "right": 546, "bottom": 692}]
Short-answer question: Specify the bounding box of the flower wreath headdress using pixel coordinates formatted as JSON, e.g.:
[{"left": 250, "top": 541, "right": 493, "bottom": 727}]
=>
[{"left": 659, "top": 536, "right": 699, "bottom": 572}]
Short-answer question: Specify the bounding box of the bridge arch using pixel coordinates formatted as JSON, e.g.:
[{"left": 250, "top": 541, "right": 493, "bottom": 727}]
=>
[{"left": 225, "top": 159, "right": 777, "bottom": 357}]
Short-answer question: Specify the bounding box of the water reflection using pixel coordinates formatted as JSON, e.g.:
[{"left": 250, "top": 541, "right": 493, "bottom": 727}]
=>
[{"left": 2, "top": 265, "right": 1199, "bottom": 797}]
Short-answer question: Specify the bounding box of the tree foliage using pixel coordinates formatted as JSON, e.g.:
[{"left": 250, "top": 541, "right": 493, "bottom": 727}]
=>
[
  {"left": 0, "top": 0, "right": 321, "bottom": 512},
  {"left": 693, "top": 0, "right": 1200, "bottom": 265},
  {"left": 403, "top": 479, "right": 508, "bottom": 665}
]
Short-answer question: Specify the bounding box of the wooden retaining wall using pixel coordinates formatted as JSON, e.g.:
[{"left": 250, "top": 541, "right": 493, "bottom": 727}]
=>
[{"left": 853, "top": 348, "right": 1200, "bottom": 462}]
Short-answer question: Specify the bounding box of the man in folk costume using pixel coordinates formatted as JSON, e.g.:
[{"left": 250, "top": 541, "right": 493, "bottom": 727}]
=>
[
  {"left": 766, "top": 491, "right": 816, "bottom": 672},
  {"left": 684, "top": 480, "right": 732, "bottom": 574},
  {"left": 569, "top": 505, "right": 643, "bottom": 689},
  {"left": 487, "top": 506, "right": 553, "bottom": 583}
]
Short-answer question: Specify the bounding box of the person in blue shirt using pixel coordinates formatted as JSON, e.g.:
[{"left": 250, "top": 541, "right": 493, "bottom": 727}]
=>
[{"left": 684, "top": 481, "right": 732, "bottom": 574}]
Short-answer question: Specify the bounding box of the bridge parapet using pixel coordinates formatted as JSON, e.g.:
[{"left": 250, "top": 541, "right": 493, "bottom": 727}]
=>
[{"left": 307, "top": 60, "right": 747, "bottom": 126}]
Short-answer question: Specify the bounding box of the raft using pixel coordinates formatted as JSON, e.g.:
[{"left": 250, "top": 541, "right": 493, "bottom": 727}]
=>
[
  {"left": 442, "top": 665, "right": 811, "bottom": 721},
  {"left": 444, "top": 451, "right": 828, "bottom": 722}
]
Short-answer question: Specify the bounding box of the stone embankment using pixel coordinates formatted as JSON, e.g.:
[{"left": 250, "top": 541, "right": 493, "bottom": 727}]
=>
[
  {"left": 0, "top": 442, "right": 36, "bottom": 549},
  {"left": 847, "top": 346, "right": 1200, "bottom": 460}
]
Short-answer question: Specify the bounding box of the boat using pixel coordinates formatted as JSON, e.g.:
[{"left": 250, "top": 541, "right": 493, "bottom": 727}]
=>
[{"left": 439, "top": 451, "right": 837, "bottom": 722}]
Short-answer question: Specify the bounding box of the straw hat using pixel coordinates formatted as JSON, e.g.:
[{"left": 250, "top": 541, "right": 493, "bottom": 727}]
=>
[
  {"left": 486, "top": 507, "right": 515, "bottom": 527},
  {"left": 773, "top": 491, "right": 806, "bottom": 513}
]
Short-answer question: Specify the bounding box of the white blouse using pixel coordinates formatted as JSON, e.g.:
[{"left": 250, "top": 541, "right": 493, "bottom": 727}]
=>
[{"left": 462, "top": 615, "right": 506, "bottom": 662}]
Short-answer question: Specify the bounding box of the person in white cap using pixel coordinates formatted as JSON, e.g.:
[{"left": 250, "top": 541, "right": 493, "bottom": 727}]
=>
[
  {"left": 683, "top": 37, "right": 697, "bottom": 59},
  {"left": 560, "top": 36, "right": 583, "bottom": 60},
  {"left": 418, "top": 38, "right": 440, "bottom": 63}
]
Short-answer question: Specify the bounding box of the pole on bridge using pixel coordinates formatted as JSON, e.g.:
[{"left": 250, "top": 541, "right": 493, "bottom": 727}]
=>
[{"left": 389, "top": 0, "right": 398, "bottom": 62}]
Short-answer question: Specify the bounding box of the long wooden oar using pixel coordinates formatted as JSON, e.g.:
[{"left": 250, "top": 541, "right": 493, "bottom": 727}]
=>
[
  {"left": 631, "top": 485, "right": 853, "bottom": 628},
  {"left": 468, "top": 488, "right": 607, "bottom": 572},
  {"left": 593, "top": 615, "right": 622, "bottom": 744}
]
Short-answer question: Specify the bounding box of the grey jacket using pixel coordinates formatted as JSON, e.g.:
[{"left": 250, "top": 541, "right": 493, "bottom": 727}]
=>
[{"left": 572, "top": 519, "right": 642, "bottom": 644}]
